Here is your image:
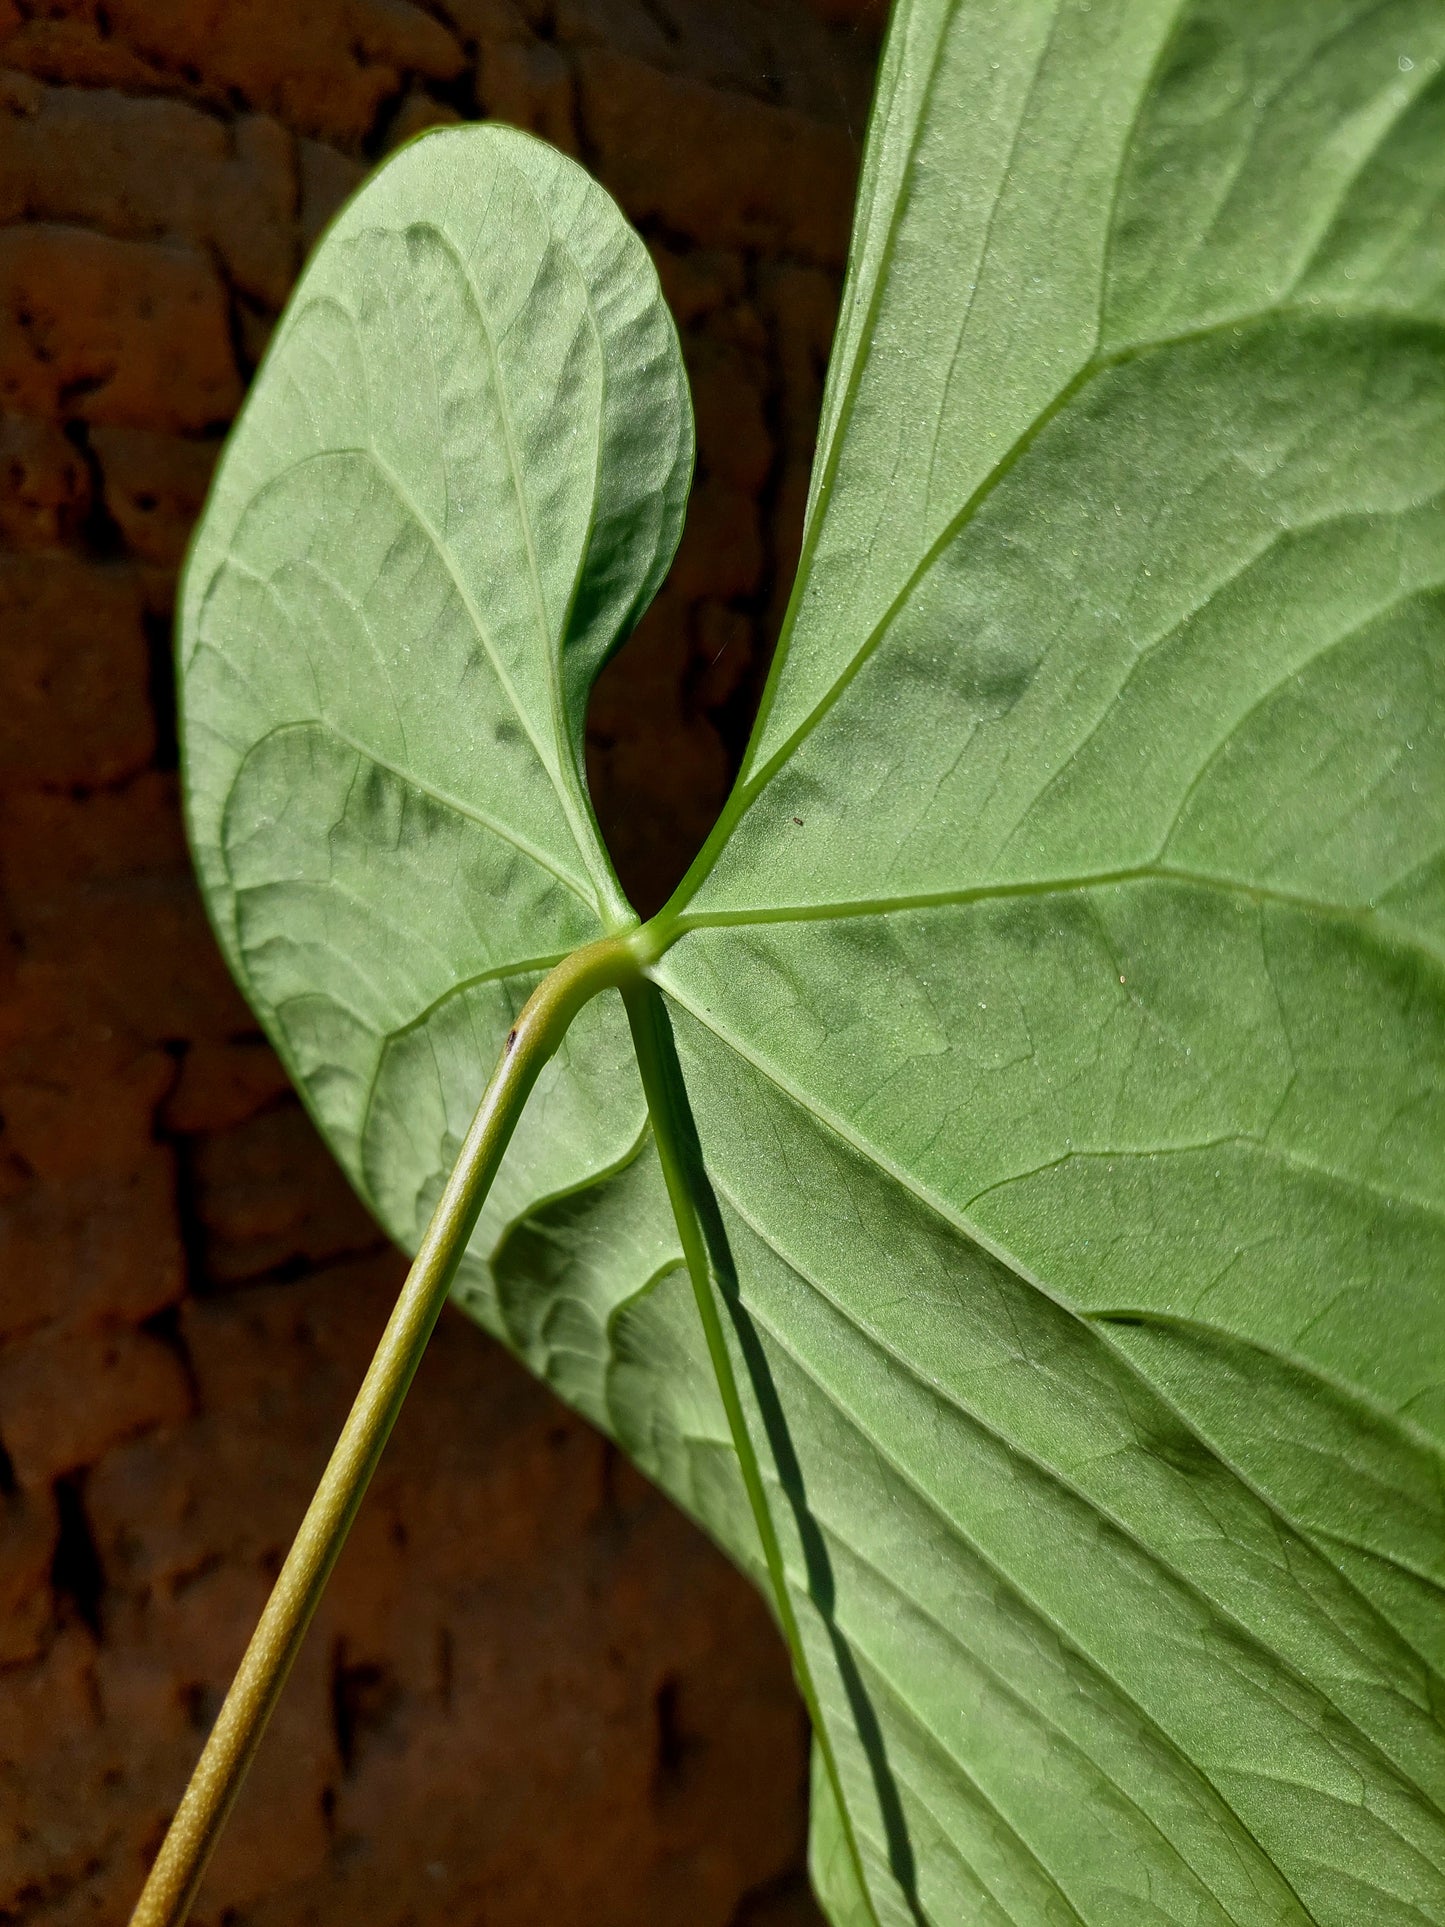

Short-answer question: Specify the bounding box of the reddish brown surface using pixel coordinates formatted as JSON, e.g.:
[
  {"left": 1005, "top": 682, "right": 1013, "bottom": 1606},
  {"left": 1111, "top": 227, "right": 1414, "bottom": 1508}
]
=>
[{"left": 0, "top": 3, "right": 883, "bottom": 1922}]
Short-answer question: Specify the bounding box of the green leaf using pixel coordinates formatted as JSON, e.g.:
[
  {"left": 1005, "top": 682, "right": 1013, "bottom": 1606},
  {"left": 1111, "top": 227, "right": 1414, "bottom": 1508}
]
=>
[{"left": 180, "top": 16, "right": 1445, "bottom": 1925}]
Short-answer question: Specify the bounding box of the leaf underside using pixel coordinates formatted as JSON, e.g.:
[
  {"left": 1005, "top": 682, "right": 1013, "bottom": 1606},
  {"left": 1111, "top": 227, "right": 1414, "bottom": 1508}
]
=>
[{"left": 180, "top": 10, "right": 1445, "bottom": 1925}]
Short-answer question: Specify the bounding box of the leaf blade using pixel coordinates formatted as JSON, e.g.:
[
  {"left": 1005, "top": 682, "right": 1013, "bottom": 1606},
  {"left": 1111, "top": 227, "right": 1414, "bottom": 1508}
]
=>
[
  {"left": 178, "top": 14, "right": 1445, "bottom": 1925},
  {"left": 646, "top": 3, "right": 1445, "bottom": 1918}
]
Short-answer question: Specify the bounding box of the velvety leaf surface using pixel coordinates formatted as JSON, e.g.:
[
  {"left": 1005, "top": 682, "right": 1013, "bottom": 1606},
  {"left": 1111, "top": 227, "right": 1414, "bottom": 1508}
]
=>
[
  {"left": 180, "top": 14, "right": 1445, "bottom": 1927},
  {"left": 650, "top": 4, "right": 1445, "bottom": 1918}
]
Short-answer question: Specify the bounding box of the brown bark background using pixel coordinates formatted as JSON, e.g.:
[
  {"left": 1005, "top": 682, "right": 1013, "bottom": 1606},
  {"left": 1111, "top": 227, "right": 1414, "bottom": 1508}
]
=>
[{"left": 0, "top": 4, "right": 882, "bottom": 1922}]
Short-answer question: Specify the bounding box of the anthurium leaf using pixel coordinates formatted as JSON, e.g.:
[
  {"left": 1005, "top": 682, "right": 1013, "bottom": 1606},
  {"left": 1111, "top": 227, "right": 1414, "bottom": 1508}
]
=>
[{"left": 179, "top": 14, "right": 1445, "bottom": 1927}]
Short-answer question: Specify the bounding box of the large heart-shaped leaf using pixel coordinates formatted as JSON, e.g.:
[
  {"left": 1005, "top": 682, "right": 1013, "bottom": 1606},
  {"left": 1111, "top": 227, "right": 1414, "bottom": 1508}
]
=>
[{"left": 180, "top": 11, "right": 1445, "bottom": 1924}]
